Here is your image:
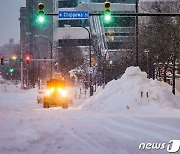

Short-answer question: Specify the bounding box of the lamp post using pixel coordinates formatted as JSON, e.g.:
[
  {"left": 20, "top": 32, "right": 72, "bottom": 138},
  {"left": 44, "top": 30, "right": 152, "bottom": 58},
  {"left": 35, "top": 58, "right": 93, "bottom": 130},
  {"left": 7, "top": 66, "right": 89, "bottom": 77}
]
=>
[
  {"left": 35, "top": 35, "right": 53, "bottom": 79},
  {"left": 82, "top": 27, "right": 93, "bottom": 96}
]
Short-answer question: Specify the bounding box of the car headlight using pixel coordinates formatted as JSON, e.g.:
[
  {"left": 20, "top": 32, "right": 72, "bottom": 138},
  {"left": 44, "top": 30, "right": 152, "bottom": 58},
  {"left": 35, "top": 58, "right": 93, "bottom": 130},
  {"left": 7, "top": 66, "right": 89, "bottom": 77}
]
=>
[
  {"left": 45, "top": 88, "right": 55, "bottom": 96},
  {"left": 50, "top": 88, "right": 55, "bottom": 92},
  {"left": 45, "top": 89, "right": 52, "bottom": 96},
  {"left": 58, "top": 88, "right": 67, "bottom": 97}
]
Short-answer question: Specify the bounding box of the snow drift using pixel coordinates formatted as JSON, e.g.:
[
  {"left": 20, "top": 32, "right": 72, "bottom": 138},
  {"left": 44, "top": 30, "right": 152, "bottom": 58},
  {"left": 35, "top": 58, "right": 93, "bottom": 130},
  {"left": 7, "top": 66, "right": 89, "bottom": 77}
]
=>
[
  {"left": 0, "top": 82, "right": 20, "bottom": 93},
  {"left": 81, "top": 66, "right": 180, "bottom": 113}
]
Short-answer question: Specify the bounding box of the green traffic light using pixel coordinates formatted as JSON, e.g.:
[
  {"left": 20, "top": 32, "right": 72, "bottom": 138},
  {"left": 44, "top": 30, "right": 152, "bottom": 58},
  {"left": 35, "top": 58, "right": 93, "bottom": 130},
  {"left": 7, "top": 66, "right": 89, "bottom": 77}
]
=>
[
  {"left": 103, "top": 10, "right": 112, "bottom": 23},
  {"left": 37, "top": 14, "right": 45, "bottom": 23},
  {"left": 105, "top": 14, "right": 111, "bottom": 21},
  {"left": 9, "top": 68, "right": 14, "bottom": 73}
]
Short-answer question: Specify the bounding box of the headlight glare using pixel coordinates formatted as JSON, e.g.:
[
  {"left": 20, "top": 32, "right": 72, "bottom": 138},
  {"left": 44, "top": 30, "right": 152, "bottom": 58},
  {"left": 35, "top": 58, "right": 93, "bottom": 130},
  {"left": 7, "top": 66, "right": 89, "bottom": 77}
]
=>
[
  {"left": 45, "top": 90, "right": 51, "bottom": 96},
  {"left": 58, "top": 88, "right": 67, "bottom": 97}
]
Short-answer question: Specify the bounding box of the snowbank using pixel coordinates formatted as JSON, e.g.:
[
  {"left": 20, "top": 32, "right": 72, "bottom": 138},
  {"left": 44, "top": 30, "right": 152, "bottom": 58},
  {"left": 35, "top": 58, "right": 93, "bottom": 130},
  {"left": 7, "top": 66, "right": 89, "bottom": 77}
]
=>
[
  {"left": 0, "top": 83, "right": 20, "bottom": 93},
  {"left": 81, "top": 66, "right": 180, "bottom": 113},
  {"left": 176, "top": 78, "right": 180, "bottom": 92}
]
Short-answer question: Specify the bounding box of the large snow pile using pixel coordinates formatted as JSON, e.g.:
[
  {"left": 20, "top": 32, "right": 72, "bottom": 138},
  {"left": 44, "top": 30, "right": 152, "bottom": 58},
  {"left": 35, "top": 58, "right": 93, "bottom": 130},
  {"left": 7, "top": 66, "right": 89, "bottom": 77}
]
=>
[
  {"left": 81, "top": 66, "right": 180, "bottom": 113},
  {"left": 176, "top": 78, "right": 180, "bottom": 92}
]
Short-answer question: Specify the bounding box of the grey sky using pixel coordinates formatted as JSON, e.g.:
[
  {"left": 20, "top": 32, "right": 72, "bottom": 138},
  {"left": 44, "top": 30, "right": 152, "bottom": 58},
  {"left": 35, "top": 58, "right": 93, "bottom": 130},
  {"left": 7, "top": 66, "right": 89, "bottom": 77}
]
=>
[{"left": 0, "top": 0, "right": 25, "bottom": 47}]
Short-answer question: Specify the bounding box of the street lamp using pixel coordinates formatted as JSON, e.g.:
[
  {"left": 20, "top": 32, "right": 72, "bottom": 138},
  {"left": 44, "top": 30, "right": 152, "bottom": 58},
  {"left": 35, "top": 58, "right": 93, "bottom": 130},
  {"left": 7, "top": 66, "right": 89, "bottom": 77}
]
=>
[
  {"left": 82, "top": 27, "right": 93, "bottom": 96},
  {"left": 35, "top": 35, "right": 53, "bottom": 79}
]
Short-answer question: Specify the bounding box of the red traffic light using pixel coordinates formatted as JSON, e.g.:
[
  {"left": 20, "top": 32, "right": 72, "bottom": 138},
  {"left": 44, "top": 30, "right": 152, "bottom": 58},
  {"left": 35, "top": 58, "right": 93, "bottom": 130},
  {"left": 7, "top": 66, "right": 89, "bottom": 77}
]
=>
[
  {"left": 25, "top": 56, "right": 30, "bottom": 64},
  {"left": 0, "top": 56, "right": 4, "bottom": 65}
]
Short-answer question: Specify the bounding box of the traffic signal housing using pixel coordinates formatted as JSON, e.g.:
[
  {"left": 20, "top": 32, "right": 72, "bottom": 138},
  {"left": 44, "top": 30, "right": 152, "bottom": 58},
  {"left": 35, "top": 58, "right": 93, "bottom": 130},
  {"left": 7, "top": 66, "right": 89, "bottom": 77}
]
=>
[
  {"left": 0, "top": 56, "right": 4, "bottom": 65},
  {"left": 104, "top": 2, "right": 112, "bottom": 23},
  {"left": 37, "top": 3, "right": 45, "bottom": 24},
  {"left": 38, "top": 3, "right": 44, "bottom": 14},
  {"left": 25, "top": 56, "right": 30, "bottom": 64}
]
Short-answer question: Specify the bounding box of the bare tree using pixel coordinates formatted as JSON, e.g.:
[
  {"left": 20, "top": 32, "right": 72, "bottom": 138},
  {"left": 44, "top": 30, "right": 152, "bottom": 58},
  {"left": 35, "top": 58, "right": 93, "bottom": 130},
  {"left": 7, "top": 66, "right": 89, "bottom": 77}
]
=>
[
  {"left": 139, "top": 0, "right": 180, "bottom": 78},
  {"left": 57, "top": 45, "right": 84, "bottom": 76}
]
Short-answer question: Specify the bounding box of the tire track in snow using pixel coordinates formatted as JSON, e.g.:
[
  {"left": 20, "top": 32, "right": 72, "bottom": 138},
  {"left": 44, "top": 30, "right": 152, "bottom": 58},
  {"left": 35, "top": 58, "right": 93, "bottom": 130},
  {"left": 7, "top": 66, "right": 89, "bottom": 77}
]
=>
[
  {"left": 106, "top": 116, "right": 180, "bottom": 141},
  {"left": 92, "top": 116, "right": 170, "bottom": 142}
]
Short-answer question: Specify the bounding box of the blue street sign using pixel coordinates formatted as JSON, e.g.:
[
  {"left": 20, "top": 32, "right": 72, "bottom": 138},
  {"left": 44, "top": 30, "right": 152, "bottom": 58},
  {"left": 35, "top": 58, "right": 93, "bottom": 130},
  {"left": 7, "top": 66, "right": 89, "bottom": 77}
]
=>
[{"left": 59, "top": 11, "right": 89, "bottom": 19}]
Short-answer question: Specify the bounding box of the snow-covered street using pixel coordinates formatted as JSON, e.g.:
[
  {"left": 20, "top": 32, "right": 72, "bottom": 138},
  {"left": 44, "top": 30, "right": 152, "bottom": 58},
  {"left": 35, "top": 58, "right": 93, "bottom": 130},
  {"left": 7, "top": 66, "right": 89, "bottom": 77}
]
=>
[{"left": 0, "top": 67, "right": 180, "bottom": 154}]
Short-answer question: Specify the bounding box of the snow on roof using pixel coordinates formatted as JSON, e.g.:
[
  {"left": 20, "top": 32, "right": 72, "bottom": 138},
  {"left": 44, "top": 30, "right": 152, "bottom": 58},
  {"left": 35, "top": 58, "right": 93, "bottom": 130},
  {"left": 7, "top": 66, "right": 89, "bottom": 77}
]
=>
[{"left": 81, "top": 66, "right": 180, "bottom": 113}]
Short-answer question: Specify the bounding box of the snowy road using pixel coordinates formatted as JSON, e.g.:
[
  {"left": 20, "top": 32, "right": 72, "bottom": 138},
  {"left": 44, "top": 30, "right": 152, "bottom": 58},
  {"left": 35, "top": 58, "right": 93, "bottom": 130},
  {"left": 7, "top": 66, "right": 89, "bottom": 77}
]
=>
[{"left": 0, "top": 86, "right": 180, "bottom": 154}]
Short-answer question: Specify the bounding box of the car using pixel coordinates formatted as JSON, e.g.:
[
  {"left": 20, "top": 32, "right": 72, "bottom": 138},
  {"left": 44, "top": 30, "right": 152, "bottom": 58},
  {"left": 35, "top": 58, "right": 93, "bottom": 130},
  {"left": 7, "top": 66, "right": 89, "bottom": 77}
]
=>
[{"left": 43, "top": 79, "right": 71, "bottom": 109}]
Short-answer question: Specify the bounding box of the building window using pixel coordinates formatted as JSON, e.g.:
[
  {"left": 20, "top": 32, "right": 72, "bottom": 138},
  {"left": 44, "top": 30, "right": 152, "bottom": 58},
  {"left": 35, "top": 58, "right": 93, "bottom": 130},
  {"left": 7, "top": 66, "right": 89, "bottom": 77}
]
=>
[
  {"left": 57, "top": 0, "right": 136, "bottom": 9},
  {"left": 58, "top": 0, "right": 78, "bottom": 8},
  {"left": 103, "top": 17, "right": 135, "bottom": 27}
]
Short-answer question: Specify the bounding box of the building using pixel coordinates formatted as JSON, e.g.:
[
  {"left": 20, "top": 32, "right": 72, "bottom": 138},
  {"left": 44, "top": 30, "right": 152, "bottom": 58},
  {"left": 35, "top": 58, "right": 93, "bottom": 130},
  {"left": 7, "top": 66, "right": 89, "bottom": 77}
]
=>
[
  {"left": 53, "top": 0, "right": 136, "bottom": 74},
  {"left": 53, "top": 0, "right": 136, "bottom": 49},
  {"left": 0, "top": 39, "right": 20, "bottom": 60},
  {"left": 19, "top": 1, "right": 54, "bottom": 85},
  {"left": 19, "top": 7, "right": 27, "bottom": 56},
  {"left": 52, "top": 0, "right": 137, "bottom": 84},
  {"left": 0, "top": 39, "right": 20, "bottom": 80},
  {"left": 25, "top": 0, "right": 53, "bottom": 59}
]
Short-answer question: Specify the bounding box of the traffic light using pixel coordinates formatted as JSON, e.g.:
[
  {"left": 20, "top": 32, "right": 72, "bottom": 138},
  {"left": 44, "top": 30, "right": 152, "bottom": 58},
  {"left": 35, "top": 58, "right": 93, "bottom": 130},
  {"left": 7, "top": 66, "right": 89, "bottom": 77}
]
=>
[
  {"left": 104, "top": 2, "right": 112, "bottom": 23},
  {"left": 25, "top": 56, "right": 30, "bottom": 64},
  {"left": 9, "top": 67, "right": 14, "bottom": 73},
  {"left": 37, "top": 3, "right": 45, "bottom": 24},
  {"left": 0, "top": 56, "right": 4, "bottom": 65}
]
